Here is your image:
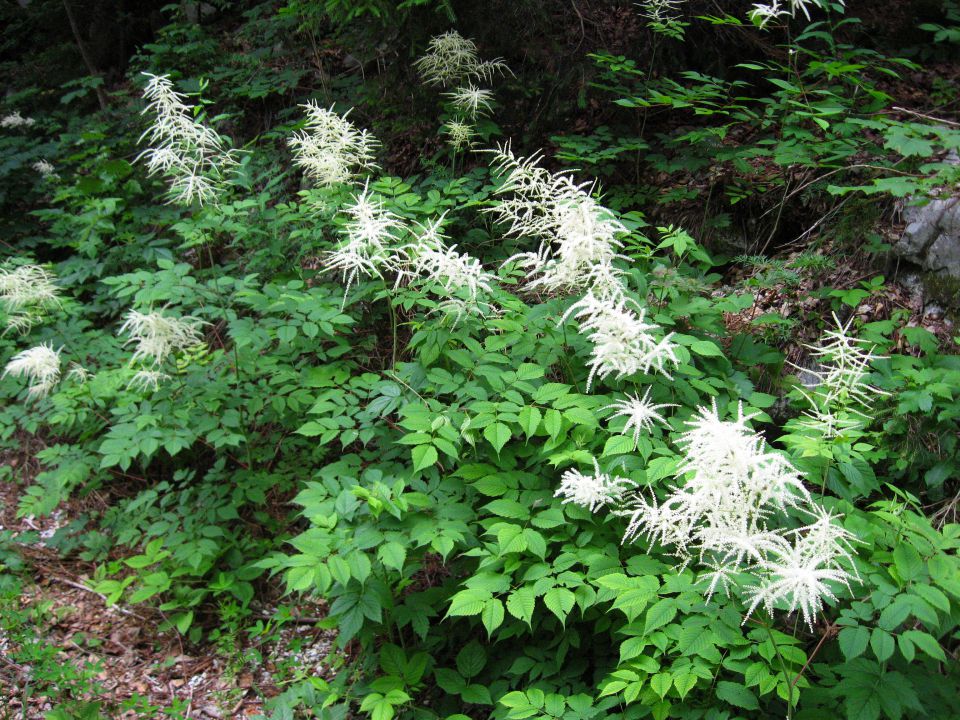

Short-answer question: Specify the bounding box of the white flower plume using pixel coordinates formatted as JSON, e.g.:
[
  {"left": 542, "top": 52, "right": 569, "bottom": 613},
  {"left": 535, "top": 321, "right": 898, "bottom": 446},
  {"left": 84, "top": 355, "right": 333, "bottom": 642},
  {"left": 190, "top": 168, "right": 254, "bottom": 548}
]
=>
[
  {"left": 443, "top": 119, "right": 476, "bottom": 151},
  {"left": 491, "top": 146, "right": 629, "bottom": 298},
  {"left": 562, "top": 291, "right": 679, "bottom": 390},
  {"left": 1, "top": 111, "right": 35, "bottom": 129},
  {"left": 326, "top": 183, "right": 406, "bottom": 298},
  {"left": 556, "top": 458, "right": 635, "bottom": 512},
  {"left": 127, "top": 369, "right": 171, "bottom": 393},
  {"left": 137, "top": 73, "right": 237, "bottom": 206},
  {"left": 749, "top": 0, "right": 839, "bottom": 26},
  {"left": 3, "top": 343, "right": 61, "bottom": 398},
  {"left": 444, "top": 84, "right": 495, "bottom": 119},
  {"left": 32, "top": 159, "right": 58, "bottom": 179},
  {"left": 288, "top": 102, "right": 378, "bottom": 187},
  {"left": 618, "top": 400, "right": 854, "bottom": 627},
  {"left": 414, "top": 31, "right": 509, "bottom": 87},
  {"left": 792, "top": 313, "right": 888, "bottom": 438},
  {"left": 399, "top": 217, "right": 495, "bottom": 305},
  {"left": 604, "top": 388, "right": 675, "bottom": 447},
  {"left": 119, "top": 308, "right": 205, "bottom": 368},
  {"left": 0, "top": 263, "right": 61, "bottom": 334}
]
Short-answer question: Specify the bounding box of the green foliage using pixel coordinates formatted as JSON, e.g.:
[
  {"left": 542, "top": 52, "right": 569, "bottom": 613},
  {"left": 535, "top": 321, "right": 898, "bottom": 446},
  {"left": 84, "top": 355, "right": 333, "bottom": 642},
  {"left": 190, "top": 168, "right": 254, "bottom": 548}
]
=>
[{"left": 1, "top": 2, "right": 959, "bottom": 720}]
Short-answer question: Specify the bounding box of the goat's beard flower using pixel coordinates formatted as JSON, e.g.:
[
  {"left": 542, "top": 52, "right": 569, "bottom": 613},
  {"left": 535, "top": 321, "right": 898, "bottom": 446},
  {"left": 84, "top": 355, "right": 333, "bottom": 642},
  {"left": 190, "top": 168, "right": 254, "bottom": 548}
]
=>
[
  {"left": 414, "top": 31, "right": 509, "bottom": 87},
  {"left": 443, "top": 119, "right": 476, "bottom": 152},
  {"left": 127, "top": 369, "right": 171, "bottom": 392},
  {"left": 618, "top": 400, "right": 854, "bottom": 627},
  {"left": 137, "top": 73, "right": 237, "bottom": 206},
  {"left": 562, "top": 291, "right": 679, "bottom": 390},
  {"left": 638, "top": 0, "right": 685, "bottom": 24},
  {"left": 3, "top": 343, "right": 61, "bottom": 398},
  {"left": 444, "top": 84, "right": 495, "bottom": 119},
  {"left": 491, "top": 147, "right": 628, "bottom": 298},
  {"left": 556, "top": 459, "right": 635, "bottom": 512},
  {"left": 0, "top": 263, "right": 61, "bottom": 334},
  {"left": 32, "top": 159, "right": 58, "bottom": 179},
  {"left": 119, "top": 309, "right": 205, "bottom": 368},
  {"left": 604, "top": 388, "right": 676, "bottom": 447},
  {"left": 745, "top": 510, "right": 856, "bottom": 629},
  {"left": 1, "top": 111, "right": 35, "bottom": 129},
  {"left": 288, "top": 102, "right": 379, "bottom": 187},
  {"left": 325, "top": 183, "right": 406, "bottom": 299},
  {"left": 750, "top": 0, "right": 838, "bottom": 25},
  {"left": 792, "top": 313, "right": 888, "bottom": 438},
  {"left": 398, "top": 217, "right": 495, "bottom": 306}
]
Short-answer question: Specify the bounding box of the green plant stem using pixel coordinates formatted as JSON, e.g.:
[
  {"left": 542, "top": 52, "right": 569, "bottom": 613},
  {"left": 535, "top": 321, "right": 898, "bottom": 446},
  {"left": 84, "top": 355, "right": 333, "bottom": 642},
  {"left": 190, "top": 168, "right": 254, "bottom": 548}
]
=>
[{"left": 765, "top": 623, "right": 796, "bottom": 719}]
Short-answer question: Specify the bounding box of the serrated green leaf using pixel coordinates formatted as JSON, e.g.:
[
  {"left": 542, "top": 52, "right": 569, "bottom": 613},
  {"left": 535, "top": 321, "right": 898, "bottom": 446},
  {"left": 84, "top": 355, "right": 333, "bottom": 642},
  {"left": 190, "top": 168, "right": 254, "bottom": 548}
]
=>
[
  {"left": 839, "top": 626, "right": 870, "bottom": 660},
  {"left": 644, "top": 598, "right": 678, "bottom": 635},
  {"left": 716, "top": 681, "right": 759, "bottom": 710},
  {"left": 544, "top": 587, "right": 576, "bottom": 626},
  {"left": 411, "top": 444, "right": 438, "bottom": 473}
]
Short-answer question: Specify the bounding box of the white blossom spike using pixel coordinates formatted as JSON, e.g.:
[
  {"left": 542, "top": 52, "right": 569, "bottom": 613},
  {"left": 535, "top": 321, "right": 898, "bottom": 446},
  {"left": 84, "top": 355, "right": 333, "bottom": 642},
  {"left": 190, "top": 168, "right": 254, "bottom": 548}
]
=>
[
  {"left": 119, "top": 308, "right": 205, "bottom": 367},
  {"left": 603, "top": 388, "right": 675, "bottom": 447},
  {"left": 288, "top": 102, "right": 379, "bottom": 187},
  {"left": 3, "top": 343, "right": 61, "bottom": 398},
  {"left": 556, "top": 458, "right": 635, "bottom": 513}
]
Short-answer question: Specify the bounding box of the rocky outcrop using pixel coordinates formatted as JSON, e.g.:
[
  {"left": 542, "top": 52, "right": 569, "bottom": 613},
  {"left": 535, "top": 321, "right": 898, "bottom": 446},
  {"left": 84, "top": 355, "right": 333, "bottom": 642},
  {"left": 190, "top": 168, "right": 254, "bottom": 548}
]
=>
[{"left": 896, "top": 196, "right": 960, "bottom": 279}]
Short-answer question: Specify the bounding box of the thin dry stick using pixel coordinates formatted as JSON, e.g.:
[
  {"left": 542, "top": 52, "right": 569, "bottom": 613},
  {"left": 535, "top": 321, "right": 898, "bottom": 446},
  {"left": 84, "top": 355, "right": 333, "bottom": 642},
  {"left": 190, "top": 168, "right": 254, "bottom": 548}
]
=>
[{"left": 49, "top": 574, "right": 148, "bottom": 621}]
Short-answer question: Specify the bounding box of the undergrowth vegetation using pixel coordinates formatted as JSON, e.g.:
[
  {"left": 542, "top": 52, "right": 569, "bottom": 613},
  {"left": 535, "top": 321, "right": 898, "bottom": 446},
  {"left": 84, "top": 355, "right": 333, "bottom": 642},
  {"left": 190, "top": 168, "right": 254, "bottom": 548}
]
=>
[{"left": 1, "top": 0, "right": 959, "bottom": 718}]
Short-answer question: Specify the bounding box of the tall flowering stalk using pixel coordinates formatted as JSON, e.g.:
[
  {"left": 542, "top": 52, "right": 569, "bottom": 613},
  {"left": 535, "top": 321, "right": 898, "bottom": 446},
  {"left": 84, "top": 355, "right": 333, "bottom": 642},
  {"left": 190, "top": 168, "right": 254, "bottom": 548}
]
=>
[
  {"left": 137, "top": 73, "right": 237, "bottom": 206},
  {"left": 490, "top": 146, "right": 678, "bottom": 387},
  {"left": 288, "top": 102, "right": 379, "bottom": 187},
  {"left": 415, "top": 31, "right": 509, "bottom": 153},
  {"left": 0, "top": 263, "right": 61, "bottom": 334}
]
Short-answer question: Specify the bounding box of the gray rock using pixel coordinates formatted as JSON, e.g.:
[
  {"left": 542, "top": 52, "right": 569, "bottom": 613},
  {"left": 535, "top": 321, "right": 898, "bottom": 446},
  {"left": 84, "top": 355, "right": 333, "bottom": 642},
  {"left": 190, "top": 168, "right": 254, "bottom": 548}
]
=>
[{"left": 894, "top": 150, "right": 960, "bottom": 282}]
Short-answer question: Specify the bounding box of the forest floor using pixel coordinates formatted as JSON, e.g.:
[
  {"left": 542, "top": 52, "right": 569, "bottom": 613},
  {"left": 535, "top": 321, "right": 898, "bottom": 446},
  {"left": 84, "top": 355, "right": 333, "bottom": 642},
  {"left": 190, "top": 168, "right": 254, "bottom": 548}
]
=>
[{"left": 0, "top": 475, "right": 337, "bottom": 719}]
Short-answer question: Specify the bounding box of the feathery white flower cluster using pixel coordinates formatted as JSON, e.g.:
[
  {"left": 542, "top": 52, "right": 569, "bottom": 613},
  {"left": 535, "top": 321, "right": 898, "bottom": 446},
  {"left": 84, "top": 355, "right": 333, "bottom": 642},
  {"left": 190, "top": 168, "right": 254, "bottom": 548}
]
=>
[
  {"left": 415, "top": 31, "right": 509, "bottom": 152},
  {"left": 443, "top": 85, "right": 495, "bottom": 120},
  {"left": 326, "top": 183, "right": 406, "bottom": 297},
  {"left": 620, "top": 401, "right": 854, "bottom": 627},
  {"left": 490, "top": 146, "right": 678, "bottom": 387},
  {"left": 137, "top": 73, "right": 236, "bottom": 206},
  {"left": 492, "top": 147, "right": 627, "bottom": 297},
  {"left": 119, "top": 308, "right": 205, "bottom": 391},
  {"left": 1, "top": 111, "right": 35, "bottom": 129},
  {"left": 3, "top": 343, "right": 61, "bottom": 399},
  {"left": 556, "top": 459, "right": 636, "bottom": 512},
  {"left": 288, "top": 102, "right": 378, "bottom": 187},
  {"left": 0, "top": 263, "right": 61, "bottom": 334},
  {"left": 32, "top": 159, "right": 58, "bottom": 179},
  {"left": 443, "top": 119, "right": 477, "bottom": 152},
  {"left": 604, "top": 388, "right": 676, "bottom": 448},
  {"left": 749, "top": 0, "right": 838, "bottom": 26},
  {"left": 414, "top": 31, "right": 508, "bottom": 87},
  {"left": 792, "top": 314, "right": 888, "bottom": 438},
  {"left": 563, "top": 292, "right": 679, "bottom": 390},
  {"left": 637, "top": 0, "right": 685, "bottom": 23},
  {"left": 400, "top": 217, "right": 495, "bottom": 305}
]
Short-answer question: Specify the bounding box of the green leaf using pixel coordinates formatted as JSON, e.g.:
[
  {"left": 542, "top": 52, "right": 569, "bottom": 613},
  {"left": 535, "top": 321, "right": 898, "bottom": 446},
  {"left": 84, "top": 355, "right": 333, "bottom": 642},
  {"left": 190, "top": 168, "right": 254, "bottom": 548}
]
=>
[
  {"left": 518, "top": 406, "right": 542, "bottom": 438},
  {"left": 446, "top": 589, "right": 490, "bottom": 617},
  {"left": 484, "top": 499, "right": 530, "bottom": 520},
  {"left": 456, "top": 641, "right": 486, "bottom": 679},
  {"left": 544, "top": 587, "right": 576, "bottom": 626},
  {"left": 716, "top": 681, "right": 759, "bottom": 710},
  {"left": 378, "top": 542, "right": 406, "bottom": 571},
  {"left": 481, "top": 598, "right": 505, "bottom": 636},
  {"left": 506, "top": 587, "right": 536, "bottom": 626},
  {"left": 483, "top": 422, "right": 512, "bottom": 453},
  {"left": 644, "top": 598, "right": 678, "bottom": 635},
  {"left": 411, "top": 444, "right": 438, "bottom": 473},
  {"left": 838, "top": 626, "right": 870, "bottom": 660},
  {"left": 673, "top": 672, "right": 697, "bottom": 700},
  {"left": 893, "top": 544, "right": 924, "bottom": 583},
  {"left": 563, "top": 406, "right": 597, "bottom": 427},
  {"left": 870, "top": 628, "right": 895, "bottom": 662},
  {"left": 690, "top": 339, "right": 724, "bottom": 357},
  {"left": 902, "top": 630, "right": 946, "bottom": 661},
  {"left": 650, "top": 673, "right": 672, "bottom": 699}
]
